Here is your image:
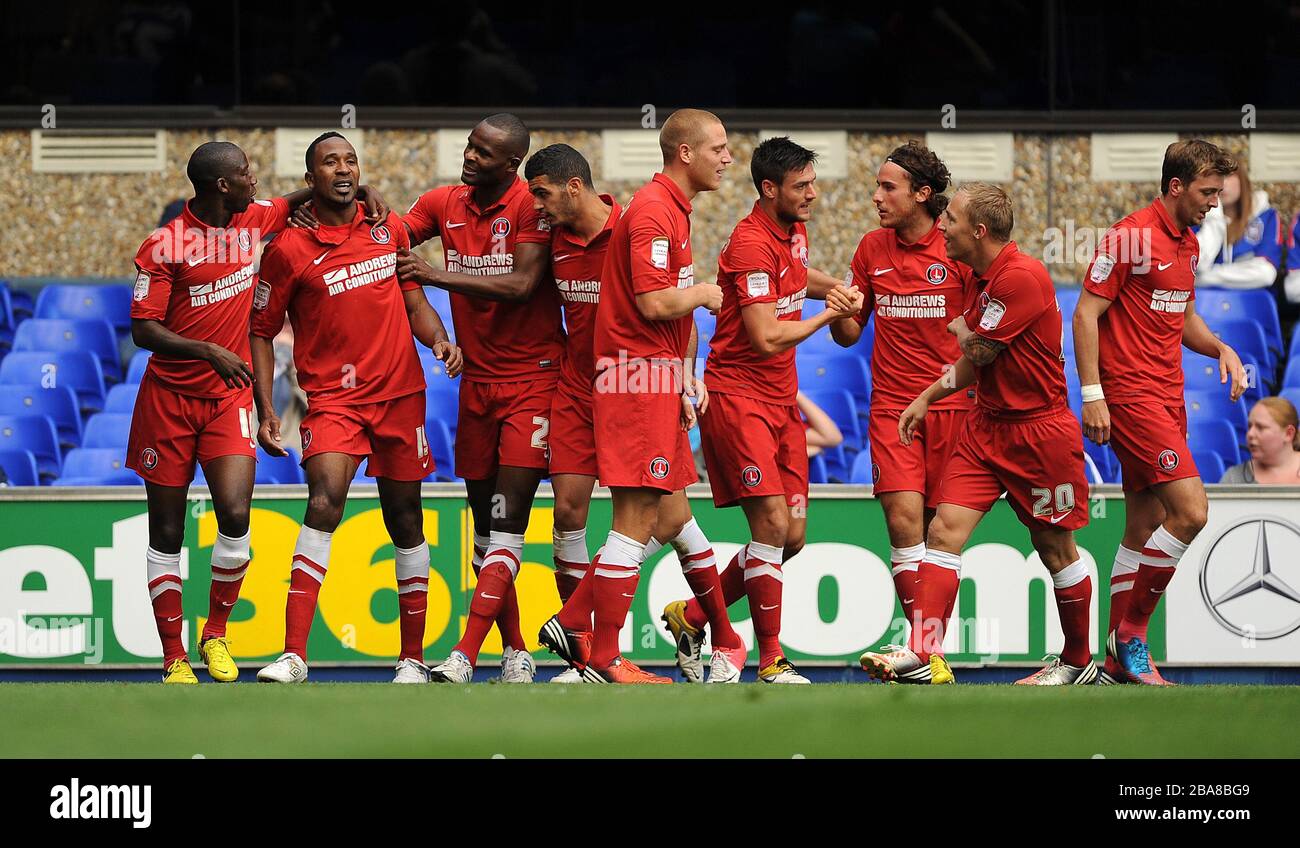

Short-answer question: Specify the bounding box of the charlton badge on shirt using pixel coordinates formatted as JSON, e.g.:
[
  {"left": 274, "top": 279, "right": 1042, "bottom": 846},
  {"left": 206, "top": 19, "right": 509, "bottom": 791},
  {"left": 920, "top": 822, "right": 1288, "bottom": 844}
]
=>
[{"left": 370, "top": 225, "right": 391, "bottom": 244}]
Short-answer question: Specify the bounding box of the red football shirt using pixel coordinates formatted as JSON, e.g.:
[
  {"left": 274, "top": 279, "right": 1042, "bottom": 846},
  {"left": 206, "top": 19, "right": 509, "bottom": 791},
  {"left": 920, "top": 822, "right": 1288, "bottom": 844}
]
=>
[
  {"left": 963, "top": 242, "right": 1067, "bottom": 417},
  {"left": 847, "top": 222, "right": 976, "bottom": 410},
  {"left": 403, "top": 177, "right": 562, "bottom": 383},
  {"left": 553, "top": 196, "right": 621, "bottom": 397},
  {"left": 251, "top": 208, "right": 424, "bottom": 407},
  {"left": 706, "top": 202, "right": 808, "bottom": 405},
  {"left": 1083, "top": 199, "right": 1199, "bottom": 405},
  {"left": 131, "top": 196, "right": 290, "bottom": 397},
  {"left": 594, "top": 173, "right": 696, "bottom": 369}
]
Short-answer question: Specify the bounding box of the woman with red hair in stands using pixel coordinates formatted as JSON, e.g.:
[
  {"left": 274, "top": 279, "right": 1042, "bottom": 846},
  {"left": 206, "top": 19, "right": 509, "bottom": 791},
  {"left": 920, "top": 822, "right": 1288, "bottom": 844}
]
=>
[{"left": 1220, "top": 397, "right": 1300, "bottom": 483}]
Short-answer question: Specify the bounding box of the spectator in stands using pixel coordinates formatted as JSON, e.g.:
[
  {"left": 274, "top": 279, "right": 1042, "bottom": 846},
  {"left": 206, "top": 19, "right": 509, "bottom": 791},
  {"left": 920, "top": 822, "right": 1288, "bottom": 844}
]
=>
[
  {"left": 1286, "top": 211, "right": 1300, "bottom": 307},
  {"left": 798, "top": 390, "right": 843, "bottom": 458},
  {"left": 1193, "top": 163, "right": 1283, "bottom": 290},
  {"left": 158, "top": 199, "right": 185, "bottom": 227},
  {"left": 1220, "top": 397, "right": 1300, "bottom": 483}
]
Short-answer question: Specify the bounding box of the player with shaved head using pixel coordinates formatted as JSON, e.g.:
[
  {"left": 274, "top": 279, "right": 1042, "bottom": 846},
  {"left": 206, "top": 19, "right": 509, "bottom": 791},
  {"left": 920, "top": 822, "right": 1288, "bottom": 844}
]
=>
[
  {"left": 397, "top": 113, "right": 562, "bottom": 684},
  {"left": 128, "top": 140, "right": 388, "bottom": 683},
  {"left": 536, "top": 109, "right": 748, "bottom": 684}
]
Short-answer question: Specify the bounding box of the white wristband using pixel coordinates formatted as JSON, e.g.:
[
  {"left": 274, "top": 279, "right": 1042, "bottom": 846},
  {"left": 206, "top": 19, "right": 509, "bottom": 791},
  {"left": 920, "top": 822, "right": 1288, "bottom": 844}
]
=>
[{"left": 1081, "top": 384, "right": 1105, "bottom": 403}]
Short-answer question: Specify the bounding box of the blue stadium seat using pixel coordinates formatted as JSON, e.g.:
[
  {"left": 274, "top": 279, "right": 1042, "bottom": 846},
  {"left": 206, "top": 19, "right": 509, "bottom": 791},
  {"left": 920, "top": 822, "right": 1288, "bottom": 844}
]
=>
[
  {"left": 1183, "top": 350, "right": 1263, "bottom": 404},
  {"left": 35, "top": 284, "right": 133, "bottom": 334},
  {"left": 1283, "top": 357, "right": 1300, "bottom": 390},
  {"left": 61, "top": 447, "right": 130, "bottom": 479},
  {"left": 419, "top": 287, "right": 456, "bottom": 343},
  {"left": 1196, "top": 289, "right": 1282, "bottom": 360},
  {"left": 0, "top": 350, "right": 107, "bottom": 414},
  {"left": 0, "top": 384, "right": 82, "bottom": 449},
  {"left": 797, "top": 354, "right": 872, "bottom": 406},
  {"left": 52, "top": 471, "right": 142, "bottom": 486},
  {"left": 1185, "top": 389, "right": 1248, "bottom": 432},
  {"left": 13, "top": 318, "right": 122, "bottom": 382},
  {"left": 104, "top": 383, "right": 140, "bottom": 413},
  {"left": 421, "top": 420, "right": 457, "bottom": 482},
  {"left": 192, "top": 464, "right": 208, "bottom": 487},
  {"left": 254, "top": 446, "right": 304, "bottom": 484},
  {"left": 1185, "top": 419, "right": 1242, "bottom": 466},
  {"left": 1210, "top": 319, "right": 1271, "bottom": 371},
  {"left": 126, "top": 350, "right": 151, "bottom": 384},
  {"left": 82, "top": 413, "right": 133, "bottom": 448},
  {"left": 1281, "top": 388, "right": 1300, "bottom": 413},
  {"left": 821, "top": 443, "right": 851, "bottom": 482},
  {"left": 0, "top": 449, "right": 39, "bottom": 486},
  {"left": 801, "top": 321, "right": 848, "bottom": 358},
  {"left": 1055, "top": 286, "right": 1081, "bottom": 320},
  {"left": 804, "top": 389, "right": 865, "bottom": 451},
  {"left": 695, "top": 311, "right": 716, "bottom": 343},
  {"left": 849, "top": 446, "right": 875, "bottom": 484},
  {"left": 0, "top": 414, "right": 61, "bottom": 481},
  {"left": 807, "top": 452, "right": 829, "bottom": 484},
  {"left": 352, "top": 458, "right": 371, "bottom": 482},
  {"left": 1193, "top": 450, "right": 1227, "bottom": 483},
  {"left": 424, "top": 386, "right": 459, "bottom": 437},
  {"left": 1083, "top": 439, "right": 1118, "bottom": 483},
  {"left": 0, "top": 287, "right": 13, "bottom": 352},
  {"left": 9, "top": 288, "right": 33, "bottom": 322}
]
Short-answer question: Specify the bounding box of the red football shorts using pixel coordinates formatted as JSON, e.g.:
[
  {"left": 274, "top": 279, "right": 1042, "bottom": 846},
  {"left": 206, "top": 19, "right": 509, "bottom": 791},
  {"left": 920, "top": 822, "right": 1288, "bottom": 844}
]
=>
[
  {"left": 300, "top": 390, "right": 430, "bottom": 481},
  {"left": 455, "top": 378, "right": 555, "bottom": 480},
  {"left": 938, "top": 406, "right": 1090, "bottom": 531},
  {"left": 1107, "top": 401, "right": 1199, "bottom": 493},
  {"left": 126, "top": 374, "right": 256, "bottom": 487},
  {"left": 549, "top": 379, "right": 596, "bottom": 477},
  {"left": 593, "top": 361, "right": 697, "bottom": 494},
  {"left": 700, "top": 391, "right": 808, "bottom": 508},
  {"left": 869, "top": 405, "right": 970, "bottom": 508}
]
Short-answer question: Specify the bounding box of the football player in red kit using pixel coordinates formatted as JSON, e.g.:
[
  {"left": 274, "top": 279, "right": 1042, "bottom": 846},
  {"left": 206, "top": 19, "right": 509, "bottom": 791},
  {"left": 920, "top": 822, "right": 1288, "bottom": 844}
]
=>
[
  {"left": 128, "top": 140, "right": 388, "bottom": 683},
  {"left": 829, "top": 141, "right": 976, "bottom": 681},
  {"left": 660, "top": 136, "right": 862, "bottom": 684},
  {"left": 396, "top": 114, "right": 561, "bottom": 683},
  {"left": 1076, "top": 140, "right": 1247, "bottom": 685},
  {"left": 864, "top": 183, "right": 1096, "bottom": 686},
  {"left": 537, "top": 109, "right": 749, "bottom": 684},
  {"left": 251, "top": 133, "right": 461, "bottom": 684}
]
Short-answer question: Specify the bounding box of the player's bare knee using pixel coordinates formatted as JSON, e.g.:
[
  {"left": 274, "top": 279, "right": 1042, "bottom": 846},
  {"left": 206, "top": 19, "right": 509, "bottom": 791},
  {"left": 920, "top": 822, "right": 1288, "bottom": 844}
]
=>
[
  {"left": 1171, "top": 497, "right": 1209, "bottom": 541},
  {"left": 149, "top": 524, "right": 184, "bottom": 555},
  {"left": 925, "top": 515, "right": 960, "bottom": 554},
  {"left": 214, "top": 503, "right": 250, "bottom": 538},
  {"left": 553, "top": 497, "right": 588, "bottom": 533},
  {"left": 750, "top": 505, "right": 788, "bottom": 548},
  {"left": 305, "top": 491, "right": 346, "bottom": 532}
]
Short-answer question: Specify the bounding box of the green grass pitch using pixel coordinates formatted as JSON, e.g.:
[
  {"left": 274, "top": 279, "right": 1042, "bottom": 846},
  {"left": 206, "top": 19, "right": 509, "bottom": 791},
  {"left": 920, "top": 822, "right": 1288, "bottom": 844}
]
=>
[{"left": 3, "top": 683, "right": 1298, "bottom": 758}]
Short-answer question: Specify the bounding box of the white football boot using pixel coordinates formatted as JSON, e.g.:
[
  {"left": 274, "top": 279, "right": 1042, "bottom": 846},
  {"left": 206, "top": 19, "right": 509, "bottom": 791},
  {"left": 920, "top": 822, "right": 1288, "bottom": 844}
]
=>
[
  {"left": 256, "top": 652, "right": 308, "bottom": 684},
  {"left": 706, "top": 645, "right": 745, "bottom": 684},
  {"left": 759, "top": 657, "right": 812, "bottom": 684},
  {"left": 1015, "top": 657, "right": 1099, "bottom": 686},
  {"left": 429, "top": 650, "right": 474, "bottom": 684},
  {"left": 500, "top": 647, "right": 536, "bottom": 683},
  {"left": 859, "top": 644, "right": 933, "bottom": 683},
  {"left": 392, "top": 658, "right": 431, "bottom": 684},
  {"left": 549, "top": 666, "right": 585, "bottom": 684}
]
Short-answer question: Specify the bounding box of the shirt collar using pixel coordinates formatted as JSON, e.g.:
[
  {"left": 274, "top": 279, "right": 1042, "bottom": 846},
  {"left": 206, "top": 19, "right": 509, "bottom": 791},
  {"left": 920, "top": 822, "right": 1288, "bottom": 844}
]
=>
[
  {"left": 555, "top": 195, "right": 621, "bottom": 248},
  {"left": 652, "top": 173, "right": 693, "bottom": 215},
  {"left": 1149, "top": 198, "right": 1186, "bottom": 240},
  {"left": 458, "top": 177, "right": 527, "bottom": 216},
  {"left": 308, "top": 204, "right": 368, "bottom": 246},
  {"left": 750, "top": 201, "right": 794, "bottom": 242},
  {"left": 980, "top": 241, "right": 1019, "bottom": 281},
  {"left": 893, "top": 219, "right": 943, "bottom": 250}
]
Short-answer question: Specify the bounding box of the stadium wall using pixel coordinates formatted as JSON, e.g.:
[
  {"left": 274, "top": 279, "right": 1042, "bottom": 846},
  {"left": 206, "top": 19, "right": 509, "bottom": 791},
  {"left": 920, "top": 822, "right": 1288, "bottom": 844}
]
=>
[
  {"left": 2, "top": 485, "right": 1297, "bottom": 669},
  {"left": 2, "top": 129, "right": 1296, "bottom": 284}
]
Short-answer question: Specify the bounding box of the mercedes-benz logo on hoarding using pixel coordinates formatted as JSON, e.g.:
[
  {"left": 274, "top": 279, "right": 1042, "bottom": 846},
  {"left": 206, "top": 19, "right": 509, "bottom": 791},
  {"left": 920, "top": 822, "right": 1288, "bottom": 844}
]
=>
[{"left": 1199, "top": 516, "right": 1300, "bottom": 640}]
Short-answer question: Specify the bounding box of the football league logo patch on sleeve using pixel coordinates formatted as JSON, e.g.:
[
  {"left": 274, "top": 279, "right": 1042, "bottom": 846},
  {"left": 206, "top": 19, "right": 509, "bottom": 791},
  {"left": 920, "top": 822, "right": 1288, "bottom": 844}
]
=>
[
  {"left": 978, "top": 298, "right": 1007, "bottom": 331},
  {"left": 133, "top": 271, "right": 150, "bottom": 302},
  {"left": 649, "top": 456, "right": 670, "bottom": 479},
  {"left": 252, "top": 280, "right": 271, "bottom": 310},
  {"left": 1090, "top": 253, "right": 1116, "bottom": 283},
  {"left": 650, "top": 238, "right": 670, "bottom": 270},
  {"left": 746, "top": 272, "right": 770, "bottom": 297}
]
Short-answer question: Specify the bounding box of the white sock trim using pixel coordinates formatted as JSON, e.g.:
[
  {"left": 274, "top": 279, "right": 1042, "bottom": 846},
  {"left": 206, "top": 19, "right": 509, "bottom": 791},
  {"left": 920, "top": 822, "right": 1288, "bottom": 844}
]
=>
[
  {"left": 746, "top": 541, "right": 783, "bottom": 566},
  {"left": 394, "top": 541, "right": 430, "bottom": 590},
  {"left": 1146, "top": 525, "right": 1189, "bottom": 561},
  {"left": 1051, "top": 559, "right": 1089, "bottom": 589},
  {"left": 210, "top": 530, "right": 250, "bottom": 582},
  {"left": 292, "top": 526, "right": 332, "bottom": 582},
  {"left": 146, "top": 547, "right": 182, "bottom": 600},
  {"left": 1112, "top": 545, "right": 1141, "bottom": 577},
  {"left": 600, "top": 531, "right": 646, "bottom": 570},
  {"left": 743, "top": 563, "right": 784, "bottom": 583},
  {"left": 924, "top": 549, "right": 962, "bottom": 573},
  {"left": 642, "top": 536, "right": 665, "bottom": 560},
  {"left": 552, "top": 526, "right": 589, "bottom": 565},
  {"left": 669, "top": 517, "right": 708, "bottom": 556},
  {"left": 890, "top": 542, "right": 926, "bottom": 565}
]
